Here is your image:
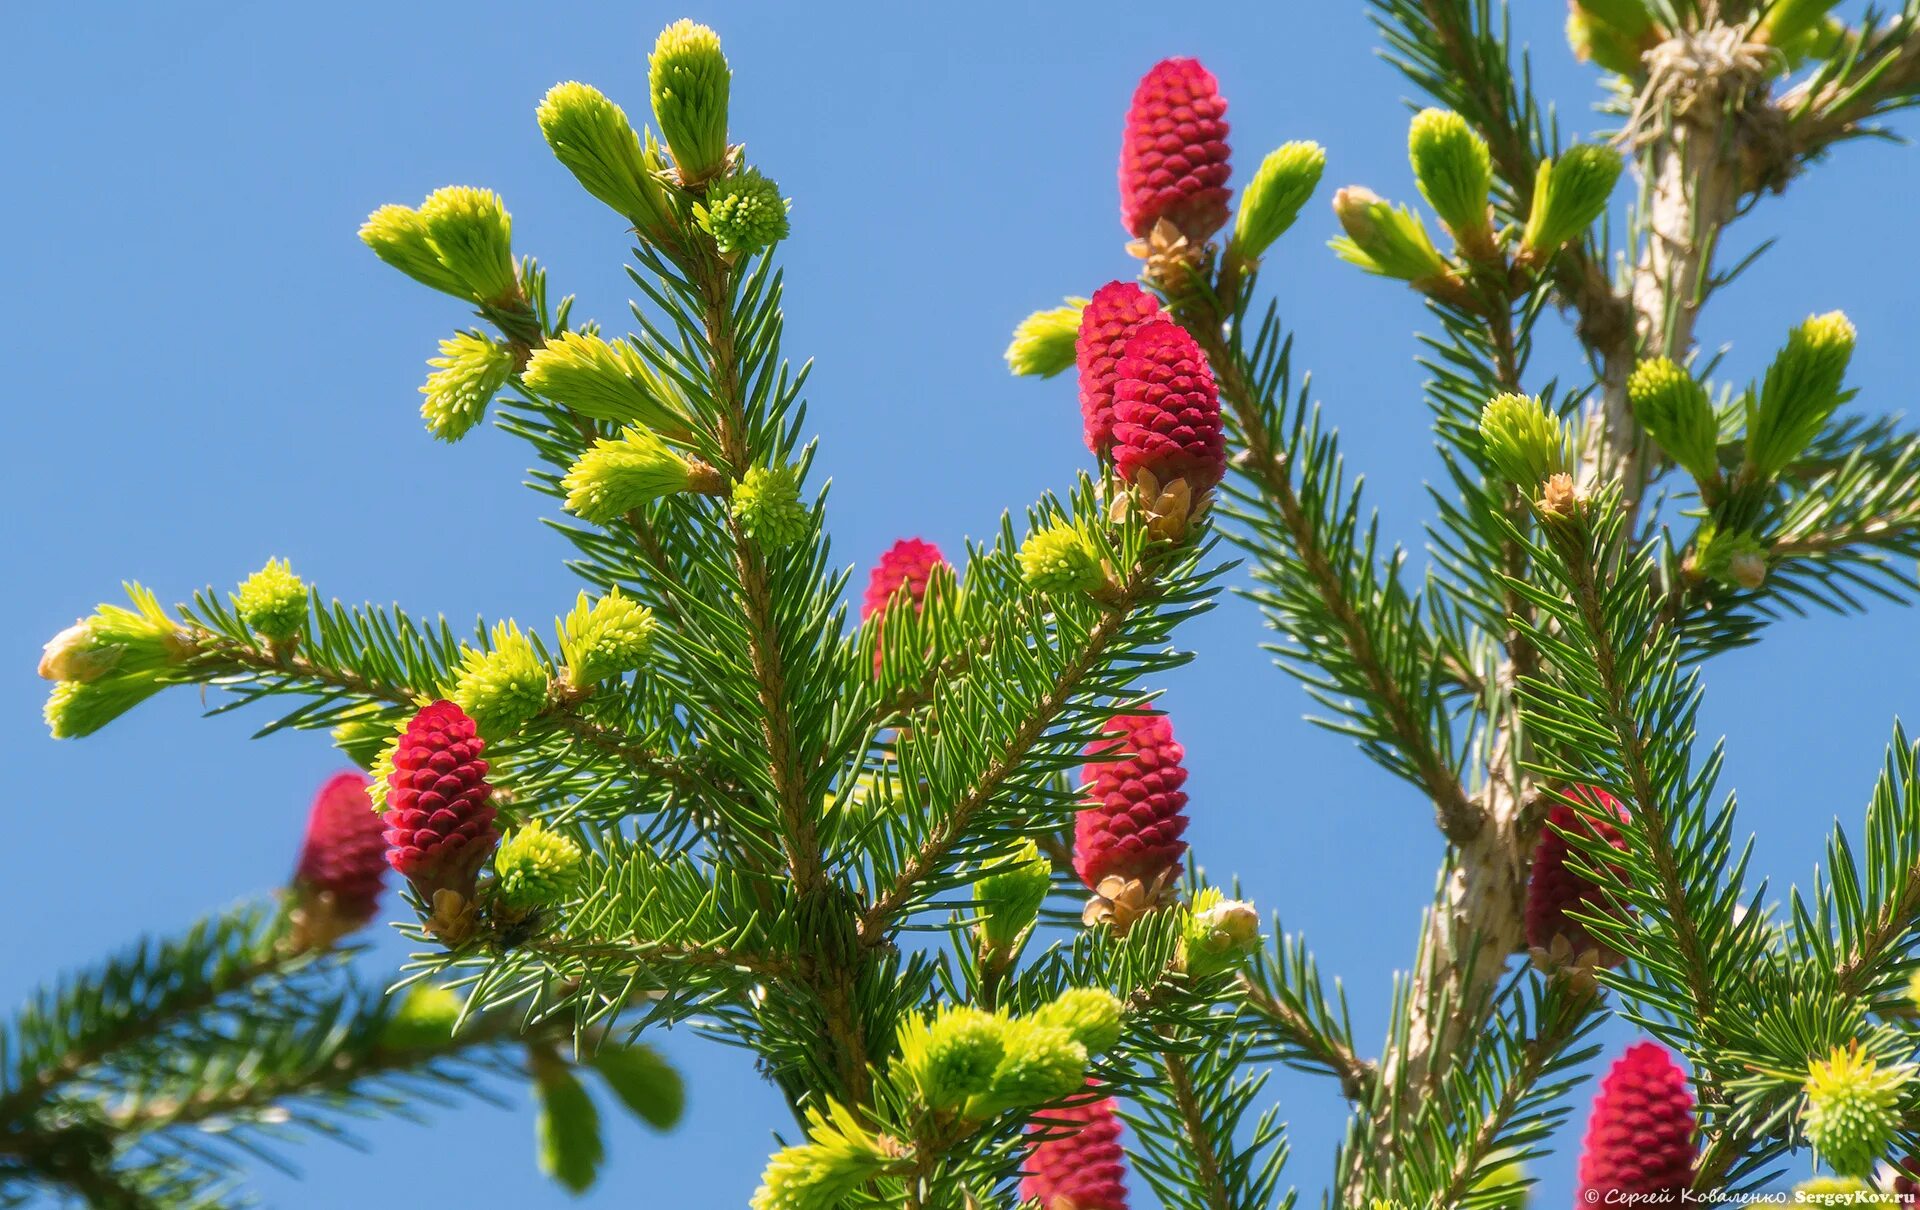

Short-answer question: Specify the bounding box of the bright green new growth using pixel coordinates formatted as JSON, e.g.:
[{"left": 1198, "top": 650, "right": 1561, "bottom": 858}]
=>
[
  {"left": 330, "top": 703, "right": 397, "bottom": 770},
  {"left": 43, "top": 677, "right": 166, "bottom": 740},
  {"left": 562, "top": 427, "right": 696, "bottom": 523},
  {"left": 359, "top": 203, "right": 472, "bottom": 298},
  {"left": 1478, "top": 393, "right": 1569, "bottom": 487},
  {"left": 1802, "top": 1044, "right": 1910, "bottom": 1178},
  {"left": 970, "top": 1019, "right": 1087, "bottom": 1114},
  {"left": 421, "top": 332, "right": 516, "bottom": 442},
  {"left": 1018, "top": 521, "right": 1105, "bottom": 594},
  {"left": 1330, "top": 186, "right": 1448, "bottom": 282},
  {"left": 973, "top": 838, "right": 1052, "bottom": 951},
  {"left": 896, "top": 1005, "right": 1007, "bottom": 1109},
  {"left": 1627, "top": 357, "right": 1721, "bottom": 483},
  {"left": 232, "top": 559, "right": 309, "bottom": 643},
  {"left": 534, "top": 1058, "right": 604, "bottom": 1194},
  {"left": 1760, "top": 0, "right": 1844, "bottom": 51},
  {"left": 417, "top": 186, "right": 518, "bottom": 305},
  {"left": 1521, "top": 144, "right": 1623, "bottom": 259},
  {"left": 379, "top": 984, "right": 463, "bottom": 1050},
  {"left": 1180, "top": 887, "right": 1262, "bottom": 978},
  {"left": 495, "top": 821, "right": 587, "bottom": 913},
  {"left": 559, "top": 589, "right": 658, "bottom": 687},
  {"left": 1234, "top": 140, "right": 1326, "bottom": 260},
  {"left": 452, "top": 621, "right": 550, "bottom": 739},
  {"left": 38, "top": 585, "right": 186, "bottom": 686},
  {"left": 1745, "top": 311, "right": 1857, "bottom": 477},
  {"left": 649, "top": 19, "right": 731, "bottom": 183},
  {"left": 751, "top": 1103, "right": 898, "bottom": 1210},
  {"left": 695, "top": 168, "right": 789, "bottom": 256},
  {"left": 1032, "top": 988, "right": 1124, "bottom": 1056},
  {"left": 1407, "top": 110, "right": 1491, "bottom": 248},
  {"left": 1579, "top": 0, "right": 1655, "bottom": 37},
  {"left": 1693, "top": 523, "right": 1769, "bottom": 590},
  {"left": 730, "top": 463, "right": 811, "bottom": 549},
  {"left": 537, "top": 81, "right": 674, "bottom": 236},
  {"left": 589, "top": 1046, "right": 684, "bottom": 1130},
  {"left": 1565, "top": 5, "right": 1647, "bottom": 75},
  {"left": 1004, "top": 297, "right": 1089, "bottom": 379},
  {"left": 521, "top": 330, "right": 688, "bottom": 436}
]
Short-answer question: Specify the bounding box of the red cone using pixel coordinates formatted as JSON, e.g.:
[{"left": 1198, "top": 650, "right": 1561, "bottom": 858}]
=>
[
  {"left": 381, "top": 700, "right": 499, "bottom": 900},
  {"left": 1526, "top": 787, "right": 1631, "bottom": 966},
  {"left": 289, "top": 770, "right": 388, "bottom": 948},
  {"left": 1575, "top": 1042, "right": 1696, "bottom": 1203},
  {"left": 1076, "top": 281, "right": 1166, "bottom": 458},
  {"left": 1074, "top": 712, "right": 1190, "bottom": 891},
  {"left": 1111, "top": 321, "right": 1225, "bottom": 492},
  {"left": 1120, "top": 58, "right": 1232, "bottom": 242},
  {"left": 1021, "top": 1084, "right": 1129, "bottom": 1210}
]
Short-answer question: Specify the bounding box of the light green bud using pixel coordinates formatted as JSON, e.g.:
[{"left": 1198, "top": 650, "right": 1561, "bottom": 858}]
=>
[
  {"left": 1627, "top": 358, "right": 1720, "bottom": 483},
  {"left": 233, "top": 558, "right": 309, "bottom": 642},
  {"left": 1330, "top": 186, "right": 1449, "bottom": 282},
  {"left": 1233, "top": 141, "right": 1326, "bottom": 261},
  {"left": 421, "top": 332, "right": 515, "bottom": 442},
  {"left": 452, "top": 621, "right": 550, "bottom": 739},
  {"left": 1478, "top": 393, "right": 1569, "bottom": 488},
  {"left": 1032, "top": 988, "right": 1124, "bottom": 1057},
  {"left": 537, "top": 81, "right": 675, "bottom": 238},
  {"left": 1004, "top": 298, "right": 1088, "bottom": 379},
  {"left": 731, "top": 464, "right": 811, "bottom": 549},
  {"left": 359, "top": 203, "right": 471, "bottom": 298},
  {"left": 417, "top": 186, "right": 518, "bottom": 305},
  {"left": 649, "top": 20, "right": 731, "bottom": 183},
  {"left": 1745, "top": 311, "right": 1856, "bottom": 478},
  {"left": 695, "top": 168, "right": 789, "bottom": 256},
  {"left": 560, "top": 589, "right": 658, "bottom": 687},
  {"left": 1180, "top": 887, "right": 1262, "bottom": 978},
  {"left": 1018, "top": 523, "right": 1105, "bottom": 595},
  {"left": 968, "top": 1021, "right": 1087, "bottom": 1114},
  {"left": 494, "top": 820, "right": 587, "bottom": 913},
  {"left": 896, "top": 1005, "right": 1008, "bottom": 1109},
  {"left": 562, "top": 427, "right": 699, "bottom": 523},
  {"left": 973, "top": 839, "right": 1051, "bottom": 953},
  {"left": 1520, "top": 145, "right": 1623, "bottom": 261},
  {"left": 379, "top": 983, "right": 463, "bottom": 1050},
  {"left": 1408, "top": 111, "right": 1492, "bottom": 251},
  {"left": 1803, "top": 1044, "right": 1911, "bottom": 1178},
  {"left": 522, "top": 331, "right": 689, "bottom": 437}
]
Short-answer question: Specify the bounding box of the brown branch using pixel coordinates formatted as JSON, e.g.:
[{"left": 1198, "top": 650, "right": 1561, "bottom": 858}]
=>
[
  {"left": 1162, "top": 1051, "right": 1234, "bottom": 1210},
  {"left": 1237, "top": 975, "right": 1375, "bottom": 1102},
  {"left": 858, "top": 568, "right": 1153, "bottom": 942}
]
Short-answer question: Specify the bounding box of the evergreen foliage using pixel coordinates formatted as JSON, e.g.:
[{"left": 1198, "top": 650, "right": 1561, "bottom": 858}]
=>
[{"left": 24, "top": 5, "right": 1920, "bottom": 1206}]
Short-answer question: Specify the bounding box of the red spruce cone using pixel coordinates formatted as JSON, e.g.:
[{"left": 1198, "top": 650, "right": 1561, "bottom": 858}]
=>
[
  {"left": 1526, "top": 787, "right": 1631, "bottom": 968},
  {"left": 382, "top": 700, "right": 499, "bottom": 902},
  {"left": 1076, "top": 281, "right": 1166, "bottom": 458},
  {"left": 1111, "top": 320, "right": 1225, "bottom": 492},
  {"left": 1890, "top": 1157, "right": 1919, "bottom": 1199},
  {"left": 1119, "top": 57, "right": 1231, "bottom": 243},
  {"left": 1075, "top": 712, "right": 1190, "bottom": 897},
  {"left": 862, "top": 538, "right": 948, "bottom": 675},
  {"left": 1576, "top": 1042, "right": 1696, "bottom": 1203},
  {"left": 1021, "top": 1084, "right": 1129, "bottom": 1210},
  {"left": 861, "top": 538, "right": 947, "bottom": 620},
  {"left": 289, "top": 770, "right": 388, "bottom": 949}
]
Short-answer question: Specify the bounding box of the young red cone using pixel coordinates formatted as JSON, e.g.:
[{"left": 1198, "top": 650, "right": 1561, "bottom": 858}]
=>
[
  {"left": 1525, "top": 786, "right": 1631, "bottom": 968},
  {"left": 862, "top": 538, "right": 948, "bottom": 675},
  {"left": 1576, "top": 1042, "right": 1696, "bottom": 1202},
  {"left": 289, "top": 770, "right": 388, "bottom": 950},
  {"left": 1111, "top": 320, "right": 1226, "bottom": 492},
  {"left": 1075, "top": 281, "right": 1166, "bottom": 458},
  {"left": 382, "top": 700, "right": 499, "bottom": 941},
  {"left": 1021, "top": 1084, "right": 1129, "bottom": 1210},
  {"left": 1119, "top": 58, "right": 1232, "bottom": 243},
  {"left": 1075, "top": 712, "right": 1190, "bottom": 928}
]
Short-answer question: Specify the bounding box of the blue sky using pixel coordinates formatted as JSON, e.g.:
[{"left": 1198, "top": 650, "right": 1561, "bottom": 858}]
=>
[{"left": 4, "top": 2, "right": 1919, "bottom": 1205}]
